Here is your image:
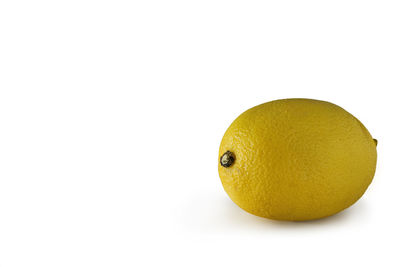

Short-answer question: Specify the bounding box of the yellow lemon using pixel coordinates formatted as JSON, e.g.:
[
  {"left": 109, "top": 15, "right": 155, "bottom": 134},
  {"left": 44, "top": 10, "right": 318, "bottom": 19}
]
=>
[{"left": 218, "top": 98, "right": 377, "bottom": 221}]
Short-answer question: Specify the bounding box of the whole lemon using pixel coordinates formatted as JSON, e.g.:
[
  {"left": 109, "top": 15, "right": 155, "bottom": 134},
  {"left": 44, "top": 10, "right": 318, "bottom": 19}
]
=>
[{"left": 218, "top": 98, "right": 377, "bottom": 221}]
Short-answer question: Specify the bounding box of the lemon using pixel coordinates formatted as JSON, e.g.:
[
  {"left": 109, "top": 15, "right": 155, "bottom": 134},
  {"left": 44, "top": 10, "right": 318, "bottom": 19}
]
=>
[{"left": 218, "top": 98, "right": 377, "bottom": 221}]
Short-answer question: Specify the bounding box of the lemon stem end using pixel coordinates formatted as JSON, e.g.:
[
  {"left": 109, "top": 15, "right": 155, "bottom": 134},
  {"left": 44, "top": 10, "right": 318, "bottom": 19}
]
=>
[{"left": 220, "top": 151, "right": 235, "bottom": 168}]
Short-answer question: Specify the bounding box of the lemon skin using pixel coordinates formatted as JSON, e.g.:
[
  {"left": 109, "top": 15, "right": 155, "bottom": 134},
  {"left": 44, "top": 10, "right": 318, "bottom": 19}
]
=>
[{"left": 218, "top": 99, "right": 377, "bottom": 221}]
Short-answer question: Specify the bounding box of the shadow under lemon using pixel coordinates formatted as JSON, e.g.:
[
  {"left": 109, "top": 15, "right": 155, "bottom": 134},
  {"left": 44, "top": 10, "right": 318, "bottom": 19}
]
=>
[{"left": 219, "top": 195, "right": 370, "bottom": 228}]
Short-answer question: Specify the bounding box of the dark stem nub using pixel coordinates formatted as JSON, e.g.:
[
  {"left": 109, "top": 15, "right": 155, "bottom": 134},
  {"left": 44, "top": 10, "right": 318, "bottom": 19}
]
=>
[
  {"left": 373, "top": 139, "right": 378, "bottom": 146},
  {"left": 220, "top": 151, "right": 235, "bottom": 168}
]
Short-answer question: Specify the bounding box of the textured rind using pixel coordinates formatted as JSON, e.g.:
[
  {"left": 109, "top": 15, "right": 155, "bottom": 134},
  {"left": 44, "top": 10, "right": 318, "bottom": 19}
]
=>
[{"left": 218, "top": 98, "right": 377, "bottom": 221}]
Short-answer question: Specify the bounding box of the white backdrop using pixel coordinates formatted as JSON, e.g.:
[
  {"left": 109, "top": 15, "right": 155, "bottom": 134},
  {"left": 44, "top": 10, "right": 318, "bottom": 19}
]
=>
[{"left": 0, "top": 1, "right": 399, "bottom": 266}]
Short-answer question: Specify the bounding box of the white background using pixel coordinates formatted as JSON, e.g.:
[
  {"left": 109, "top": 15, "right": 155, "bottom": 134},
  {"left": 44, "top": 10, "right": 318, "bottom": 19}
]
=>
[{"left": 0, "top": 0, "right": 399, "bottom": 266}]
